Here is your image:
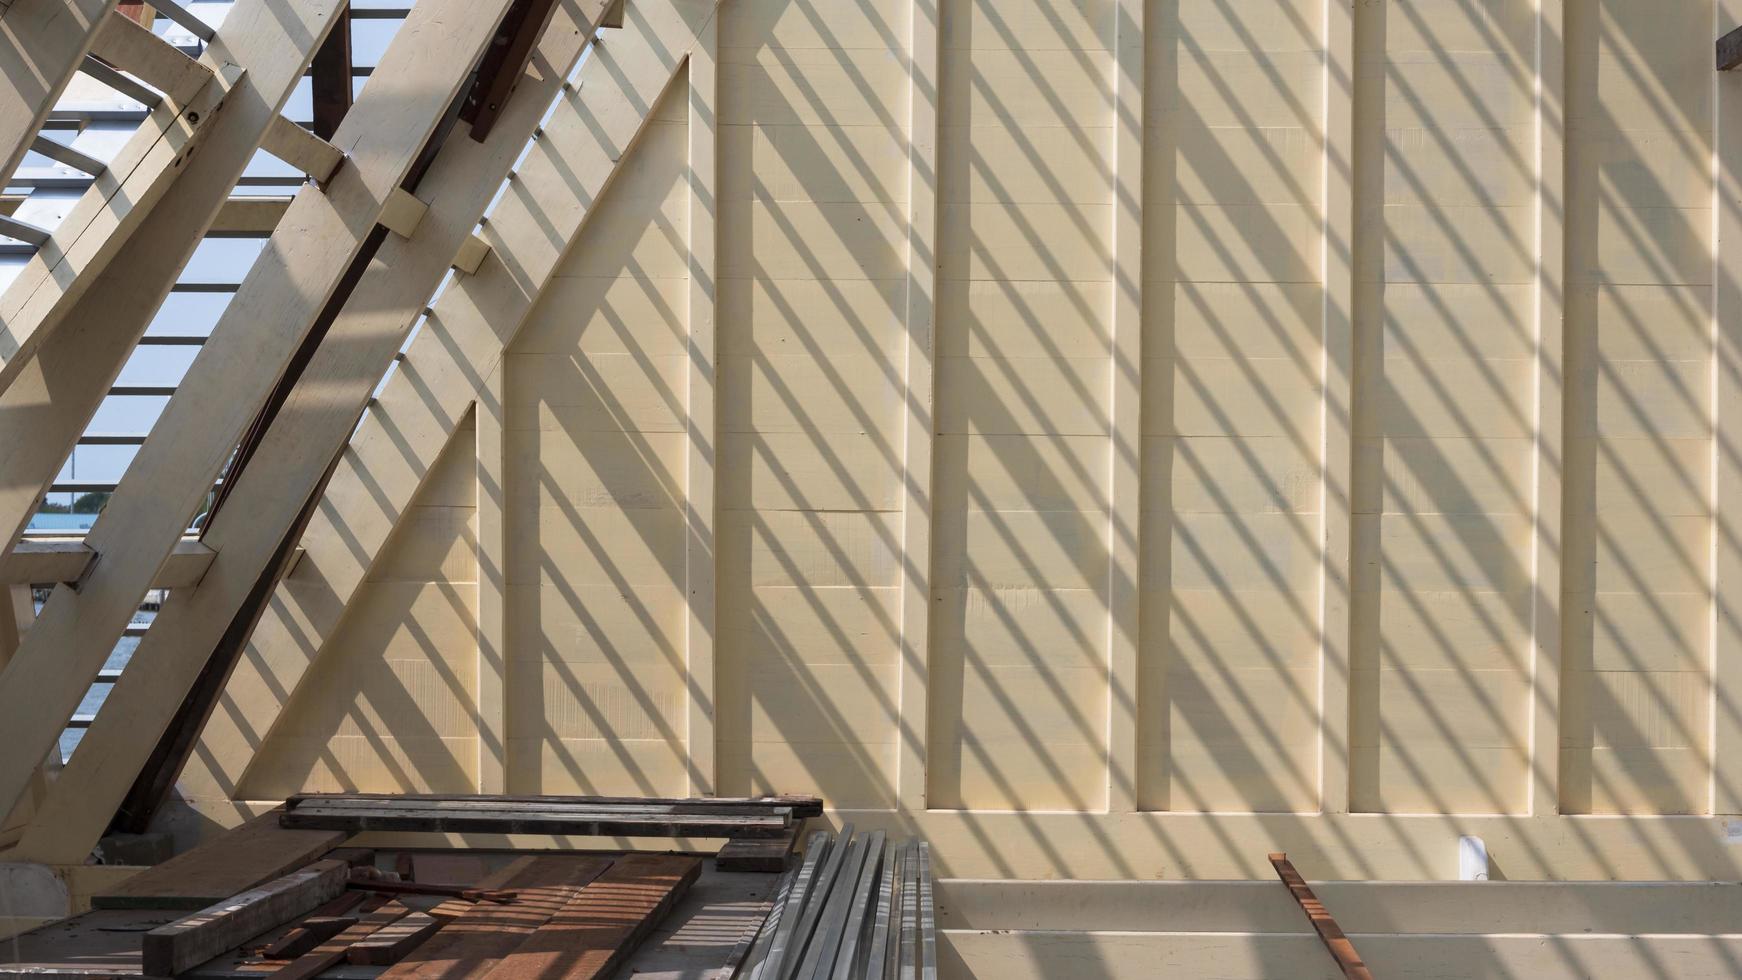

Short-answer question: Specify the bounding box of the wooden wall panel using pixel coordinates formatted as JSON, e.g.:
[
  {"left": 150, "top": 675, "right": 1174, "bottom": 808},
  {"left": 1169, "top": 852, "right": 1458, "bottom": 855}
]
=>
[
  {"left": 240, "top": 418, "right": 481, "bottom": 798},
  {"left": 1346, "top": 0, "right": 1540, "bottom": 815},
  {"left": 925, "top": 0, "right": 1115, "bottom": 812},
  {"left": 1135, "top": 0, "right": 1325, "bottom": 813},
  {"left": 712, "top": 0, "right": 909, "bottom": 808},
  {"left": 501, "top": 79, "right": 693, "bottom": 797},
  {"left": 175, "top": 0, "right": 1742, "bottom": 879},
  {"left": 1561, "top": 0, "right": 1714, "bottom": 816}
]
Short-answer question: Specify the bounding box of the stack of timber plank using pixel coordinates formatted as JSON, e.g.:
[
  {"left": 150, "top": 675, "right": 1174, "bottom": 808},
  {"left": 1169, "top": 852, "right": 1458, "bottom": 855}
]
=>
[
  {"left": 733, "top": 828, "right": 937, "bottom": 980},
  {"left": 280, "top": 793, "right": 822, "bottom": 843}
]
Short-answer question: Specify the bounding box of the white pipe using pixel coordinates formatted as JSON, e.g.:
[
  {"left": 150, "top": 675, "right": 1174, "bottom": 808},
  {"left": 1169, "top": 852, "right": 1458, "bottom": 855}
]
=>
[{"left": 1459, "top": 835, "right": 1489, "bottom": 881}]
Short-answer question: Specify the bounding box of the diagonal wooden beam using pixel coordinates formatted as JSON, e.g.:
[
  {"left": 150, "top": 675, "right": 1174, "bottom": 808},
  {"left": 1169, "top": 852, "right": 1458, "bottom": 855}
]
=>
[
  {"left": 179, "top": 0, "right": 725, "bottom": 813},
  {"left": 0, "top": 0, "right": 347, "bottom": 588},
  {"left": 13, "top": 0, "right": 617, "bottom": 865},
  {"left": 0, "top": 0, "right": 121, "bottom": 187},
  {"left": 87, "top": 8, "right": 209, "bottom": 104},
  {"left": 0, "top": 53, "right": 230, "bottom": 393},
  {"left": 0, "top": 0, "right": 515, "bottom": 826}
]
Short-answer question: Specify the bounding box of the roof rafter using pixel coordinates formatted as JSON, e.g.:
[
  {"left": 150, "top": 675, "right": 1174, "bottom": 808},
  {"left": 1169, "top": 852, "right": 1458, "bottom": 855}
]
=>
[
  {"left": 0, "top": 54, "right": 231, "bottom": 392},
  {"left": 0, "top": 0, "right": 121, "bottom": 186}
]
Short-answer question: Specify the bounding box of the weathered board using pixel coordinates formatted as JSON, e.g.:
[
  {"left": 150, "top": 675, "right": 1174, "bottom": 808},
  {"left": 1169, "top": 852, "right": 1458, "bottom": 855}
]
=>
[{"left": 93, "top": 811, "right": 347, "bottom": 911}]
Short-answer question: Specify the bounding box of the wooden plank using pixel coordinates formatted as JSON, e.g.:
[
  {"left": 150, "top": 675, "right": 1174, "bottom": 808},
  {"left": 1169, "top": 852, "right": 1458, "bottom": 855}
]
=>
[
  {"left": 1269, "top": 853, "right": 1374, "bottom": 980},
  {"left": 289, "top": 793, "right": 824, "bottom": 818},
  {"left": 830, "top": 832, "right": 885, "bottom": 980},
  {"left": 260, "top": 914, "right": 359, "bottom": 959},
  {"left": 267, "top": 899, "right": 411, "bottom": 980},
  {"left": 380, "top": 856, "right": 614, "bottom": 979},
  {"left": 0, "top": 50, "right": 228, "bottom": 395},
  {"left": 762, "top": 829, "right": 843, "bottom": 980},
  {"left": 180, "top": 0, "right": 725, "bottom": 806},
  {"left": 916, "top": 843, "right": 935, "bottom": 980},
  {"left": 93, "top": 810, "right": 348, "bottom": 911},
  {"left": 0, "top": 0, "right": 119, "bottom": 186},
  {"left": 861, "top": 844, "right": 901, "bottom": 980},
  {"left": 479, "top": 854, "right": 700, "bottom": 980},
  {"left": 0, "top": 0, "right": 515, "bottom": 848},
  {"left": 0, "top": 0, "right": 347, "bottom": 761},
  {"left": 718, "top": 821, "right": 804, "bottom": 873},
  {"left": 141, "top": 859, "right": 348, "bottom": 977},
  {"left": 281, "top": 803, "right": 789, "bottom": 839},
  {"left": 797, "top": 833, "right": 875, "bottom": 980},
  {"left": 1317, "top": 0, "right": 1356, "bottom": 815},
  {"left": 87, "top": 8, "right": 209, "bottom": 103},
  {"left": 1720, "top": 22, "right": 1742, "bottom": 70},
  {"left": 348, "top": 911, "right": 441, "bottom": 965},
  {"left": 260, "top": 115, "right": 343, "bottom": 184}
]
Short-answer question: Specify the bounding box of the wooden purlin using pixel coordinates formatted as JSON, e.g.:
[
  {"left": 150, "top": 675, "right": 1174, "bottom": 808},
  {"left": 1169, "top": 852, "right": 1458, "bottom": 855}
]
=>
[
  {"left": 0, "top": 0, "right": 120, "bottom": 187},
  {"left": 0, "top": 0, "right": 346, "bottom": 624},
  {"left": 12, "top": 0, "right": 617, "bottom": 866},
  {"left": 308, "top": 7, "right": 351, "bottom": 140},
  {"left": 0, "top": 0, "right": 515, "bottom": 839},
  {"left": 180, "top": 0, "right": 726, "bottom": 812}
]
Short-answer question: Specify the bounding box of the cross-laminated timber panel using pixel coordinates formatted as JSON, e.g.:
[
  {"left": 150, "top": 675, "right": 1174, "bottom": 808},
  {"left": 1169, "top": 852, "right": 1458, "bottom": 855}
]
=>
[
  {"left": 178, "top": 0, "right": 725, "bottom": 808},
  {"left": 0, "top": 0, "right": 517, "bottom": 824},
  {"left": 9, "top": 0, "right": 619, "bottom": 866}
]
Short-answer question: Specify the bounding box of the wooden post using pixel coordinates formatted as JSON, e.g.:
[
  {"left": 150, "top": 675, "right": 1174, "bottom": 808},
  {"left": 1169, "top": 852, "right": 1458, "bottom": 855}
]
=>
[
  {"left": 1105, "top": 0, "right": 1143, "bottom": 814},
  {"left": 896, "top": 0, "right": 940, "bottom": 813},
  {"left": 1318, "top": 0, "right": 1356, "bottom": 815},
  {"left": 684, "top": 14, "right": 719, "bottom": 797}
]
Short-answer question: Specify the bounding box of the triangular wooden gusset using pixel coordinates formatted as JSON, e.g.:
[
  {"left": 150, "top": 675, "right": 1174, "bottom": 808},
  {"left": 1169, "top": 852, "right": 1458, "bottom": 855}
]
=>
[
  {"left": 0, "top": 0, "right": 717, "bottom": 866},
  {"left": 173, "top": 0, "right": 721, "bottom": 823},
  {"left": 0, "top": 0, "right": 524, "bottom": 846}
]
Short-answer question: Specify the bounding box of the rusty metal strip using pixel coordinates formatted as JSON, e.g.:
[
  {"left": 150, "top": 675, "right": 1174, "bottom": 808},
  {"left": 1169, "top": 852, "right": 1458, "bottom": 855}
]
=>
[{"left": 1269, "top": 853, "right": 1375, "bottom": 980}]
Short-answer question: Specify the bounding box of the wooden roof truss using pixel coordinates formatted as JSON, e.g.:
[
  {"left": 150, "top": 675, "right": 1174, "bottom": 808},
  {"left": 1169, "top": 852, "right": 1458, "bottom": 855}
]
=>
[{"left": 0, "top": 0, "right": 716, "bottom": 865}]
